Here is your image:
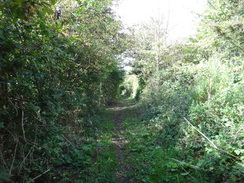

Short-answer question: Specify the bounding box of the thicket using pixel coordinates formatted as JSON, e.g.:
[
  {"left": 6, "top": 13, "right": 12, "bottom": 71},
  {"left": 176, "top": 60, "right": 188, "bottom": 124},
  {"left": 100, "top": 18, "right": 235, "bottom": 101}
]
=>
[
  {"left": 0, "top": 0, "right": 127, "bottom": 182},
  {"left": 119, "top": 73, "right": 139, "bottom": 99},
  {"left": 128, "top": 0, "right": 244, "bottom": 182}
]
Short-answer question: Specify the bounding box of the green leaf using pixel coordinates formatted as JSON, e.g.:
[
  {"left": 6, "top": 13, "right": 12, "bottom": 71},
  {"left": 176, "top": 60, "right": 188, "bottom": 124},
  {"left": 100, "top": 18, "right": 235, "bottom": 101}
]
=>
[
  {"left": 77, "top": 25, "right": 87, "bottom": 29},
  {"left": 154, "top": 168, "right": 163, "bottom": 172},
  {"left": 68, "top": 18, "right": 75, "bottom": 26},
  {"left": 181, "top": 172, "right": 189, "bottom": 176},
  {"left": 50, "top": 0, "right": 57, "bottom": 5},
  {"left": 231, "top": 175, "right": 237, "bottom": 181},
  {"left": 234, "top": 149, "right": 244, "bottom": 155}
]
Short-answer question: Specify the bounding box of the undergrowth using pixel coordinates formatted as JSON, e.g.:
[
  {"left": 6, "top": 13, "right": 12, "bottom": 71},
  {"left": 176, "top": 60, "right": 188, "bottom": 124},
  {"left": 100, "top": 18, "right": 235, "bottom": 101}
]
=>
[
  {"left": 133, "top": 57, "right": 244, "bottom": 182},
  {"left": 123, "top": 112, "right": 211, "bottom": 183},
  {"left": 79, "top": 110, "right": 117, "bottom": 183}
]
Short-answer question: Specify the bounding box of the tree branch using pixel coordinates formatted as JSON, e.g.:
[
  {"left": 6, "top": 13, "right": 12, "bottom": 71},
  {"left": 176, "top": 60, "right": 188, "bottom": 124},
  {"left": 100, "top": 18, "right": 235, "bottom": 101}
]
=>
[
  {"left": 168, "top": 158, "right": 209, "bottom": 172},
  {"left": 32, "top": 169, "right": 50, "bottom": 181}
]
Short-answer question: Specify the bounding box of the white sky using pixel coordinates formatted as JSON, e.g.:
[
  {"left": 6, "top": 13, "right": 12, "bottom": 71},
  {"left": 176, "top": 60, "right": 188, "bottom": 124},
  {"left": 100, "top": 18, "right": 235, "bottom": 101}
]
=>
[{"left": 113, "top": 0, "right": 207, "bottom": 41}]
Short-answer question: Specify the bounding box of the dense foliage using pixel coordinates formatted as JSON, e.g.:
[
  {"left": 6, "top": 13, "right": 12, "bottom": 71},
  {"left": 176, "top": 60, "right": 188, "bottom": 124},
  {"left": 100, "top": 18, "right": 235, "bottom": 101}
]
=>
[
  {"left": 125, "top": 0, "right": 244, "bottom": 182},
  {"left": 1, "top": 0, "right": 243, "bottom": 182},
  {"left": 0, "top": 0, "right": 127, "bottom": 182}
]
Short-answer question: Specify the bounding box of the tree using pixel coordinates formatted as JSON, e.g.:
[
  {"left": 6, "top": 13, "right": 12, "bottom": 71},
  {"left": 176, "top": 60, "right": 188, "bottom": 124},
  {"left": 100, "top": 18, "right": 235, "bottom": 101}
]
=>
[
  {"left": 196, "top": 0, "right": 244, "bottom": 57},
  {"left": 0, "top": 0, "right": 128, "bottom": 181}
]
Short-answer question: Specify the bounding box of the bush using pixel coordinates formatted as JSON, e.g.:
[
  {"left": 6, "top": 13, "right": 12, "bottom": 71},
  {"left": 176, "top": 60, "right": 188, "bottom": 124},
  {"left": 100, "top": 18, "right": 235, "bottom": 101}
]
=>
[{"left": 138, "top": 56, "right": 243, "bottom": 182}]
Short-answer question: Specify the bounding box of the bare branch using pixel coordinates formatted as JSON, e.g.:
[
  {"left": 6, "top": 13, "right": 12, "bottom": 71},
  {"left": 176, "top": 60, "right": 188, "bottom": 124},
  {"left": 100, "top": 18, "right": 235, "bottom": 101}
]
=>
[
  {"left": 184, "top": 117, "right": 243, "bottom": 162},
  {"left": 32, "top": 169, "right": 50, "bottom": 181},
  {"left": 168, "top": 158, "right": 209, "bottom": 172}
]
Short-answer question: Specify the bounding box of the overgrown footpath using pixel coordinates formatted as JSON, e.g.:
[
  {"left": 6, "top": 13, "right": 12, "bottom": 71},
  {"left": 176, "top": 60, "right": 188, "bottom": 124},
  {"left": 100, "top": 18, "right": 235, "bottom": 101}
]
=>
[
  {"left": 72, "top": 99, "right": 137, "bottom": 183},
  {"left": 101, "top": 99, "right": 203, "bottom": 183},
  {"left": 95, "top": 99, "right": 212, "bottom": 183},
  {"left": 98, "top": 97, "right": 243, "bottom": 183},
  {"left": 108, "top": 99, "right": 137, "bottom": 183}
]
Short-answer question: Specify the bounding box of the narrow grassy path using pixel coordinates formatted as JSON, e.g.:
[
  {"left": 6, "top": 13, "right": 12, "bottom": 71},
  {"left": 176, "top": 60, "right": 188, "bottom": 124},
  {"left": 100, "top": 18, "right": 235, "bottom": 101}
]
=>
[
  {"left": 85, "top": 99, "right": 138, "bottom": 182},
  {"left": 107, "top": 99, "right": 137, "bottom": 183},
  {"left": 91, "top": 99, "right": 218, "bottom": 183}
]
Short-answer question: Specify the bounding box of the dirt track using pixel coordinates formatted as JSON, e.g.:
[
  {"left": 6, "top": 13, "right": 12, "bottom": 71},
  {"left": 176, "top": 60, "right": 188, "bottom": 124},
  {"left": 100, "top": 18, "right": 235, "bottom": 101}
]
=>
[{"left": 107, "top": 101, "right": 135, "bottom": 183}]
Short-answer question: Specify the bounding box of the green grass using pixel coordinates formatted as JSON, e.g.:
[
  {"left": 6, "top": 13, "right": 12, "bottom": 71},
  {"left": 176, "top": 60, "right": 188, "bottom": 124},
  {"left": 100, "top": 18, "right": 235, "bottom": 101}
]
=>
[
  {"left": 121, "top": 106, "right": 211, "bottom": 183},
  {"left": 75, "top": 99, "right": 225, "bottom": 183},
  {"left": 77, "top": 110, "right": 117, "bottom": 183}
]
